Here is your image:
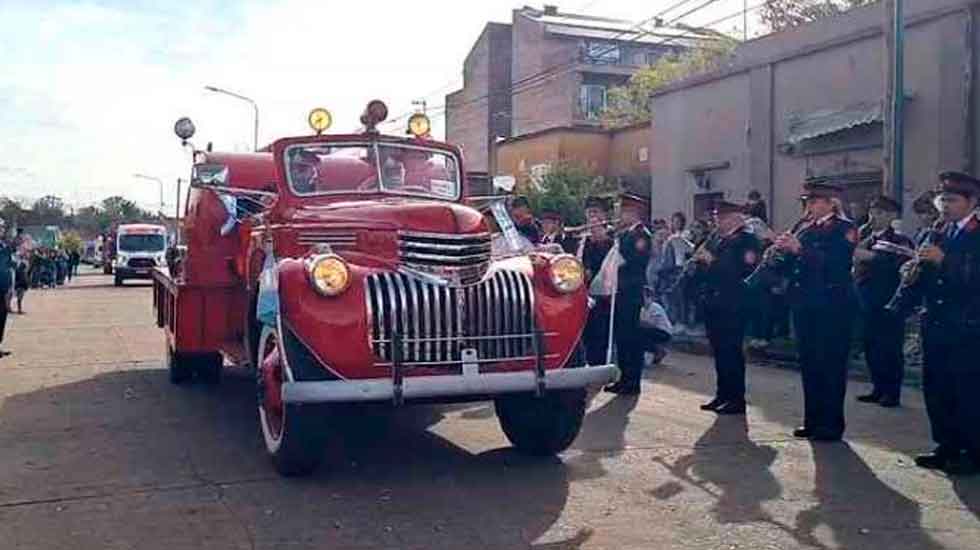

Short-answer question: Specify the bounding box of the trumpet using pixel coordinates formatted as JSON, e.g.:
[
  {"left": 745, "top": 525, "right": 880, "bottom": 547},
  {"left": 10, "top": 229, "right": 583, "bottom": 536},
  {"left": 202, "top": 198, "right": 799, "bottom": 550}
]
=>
[
  {"left": 566, "top": 218, "right": 620, "bottom": 237},
  {"left": 884, "top": 221, "right": 946, "bottom": 315},
  {"left": 743, "top": 215, "right": 814, "bottom": 290}
]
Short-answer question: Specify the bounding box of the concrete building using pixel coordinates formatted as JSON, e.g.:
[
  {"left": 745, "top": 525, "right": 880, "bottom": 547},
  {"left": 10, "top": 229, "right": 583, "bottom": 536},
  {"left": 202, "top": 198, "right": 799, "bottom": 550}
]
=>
[
  {"left": 648, "top": 0, "right": 980, "bottom": 229},
  {"left": 495, "top": 123, "right": 652, "bottom": 196},
  {"left": 447, "top": 5, "right": 712, "bottom": 172}
]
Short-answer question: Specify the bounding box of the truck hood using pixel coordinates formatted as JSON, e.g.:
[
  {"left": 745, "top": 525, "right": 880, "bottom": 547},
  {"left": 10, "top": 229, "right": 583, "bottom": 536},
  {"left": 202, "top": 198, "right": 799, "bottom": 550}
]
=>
[{"left": 285, "top": 198, "right": 487, "bottom": 234}]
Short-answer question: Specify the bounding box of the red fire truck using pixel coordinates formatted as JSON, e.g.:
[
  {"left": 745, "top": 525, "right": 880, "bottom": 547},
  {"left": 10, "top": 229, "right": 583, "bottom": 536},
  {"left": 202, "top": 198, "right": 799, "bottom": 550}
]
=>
[{"left": 152, "top": 102, "right": 618, "bottom": 476}]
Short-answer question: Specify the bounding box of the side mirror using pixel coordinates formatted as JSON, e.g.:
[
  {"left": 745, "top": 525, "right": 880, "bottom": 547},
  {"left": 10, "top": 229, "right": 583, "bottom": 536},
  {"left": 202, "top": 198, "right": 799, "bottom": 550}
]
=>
[
  {"left": 174, "top": 117, "right": 196, "bottom": 140},
  {"left": 191, "top": 164, "right": 229, "bottom": 188}
]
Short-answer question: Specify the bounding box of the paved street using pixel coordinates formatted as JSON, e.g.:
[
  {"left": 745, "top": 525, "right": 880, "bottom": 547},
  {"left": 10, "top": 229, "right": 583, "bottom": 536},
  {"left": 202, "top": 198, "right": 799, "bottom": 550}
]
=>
[{"left": 0, "top": 271, "right": 977, "bottom": 550}]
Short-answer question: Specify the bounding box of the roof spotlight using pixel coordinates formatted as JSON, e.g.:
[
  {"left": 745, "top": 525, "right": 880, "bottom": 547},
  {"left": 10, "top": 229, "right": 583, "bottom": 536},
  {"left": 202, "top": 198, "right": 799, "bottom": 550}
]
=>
[{"left": 360, "top": 100, "right": 389, "bottom": 132}]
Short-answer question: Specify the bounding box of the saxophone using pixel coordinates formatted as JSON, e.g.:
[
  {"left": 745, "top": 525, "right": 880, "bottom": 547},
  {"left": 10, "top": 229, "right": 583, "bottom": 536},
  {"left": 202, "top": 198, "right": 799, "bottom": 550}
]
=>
[
  {"left": 743, "top": 215, "right": 814, "bottom": 290},
  {"left": 884, "top": 220, "right": 947, "bottom": 315}
]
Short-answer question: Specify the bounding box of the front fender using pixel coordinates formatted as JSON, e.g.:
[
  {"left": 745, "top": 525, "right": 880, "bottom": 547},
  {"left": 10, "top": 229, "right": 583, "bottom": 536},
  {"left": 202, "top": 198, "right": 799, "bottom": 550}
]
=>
[{"left": 277, "top": 258, "right": 375, "bottom": 379}]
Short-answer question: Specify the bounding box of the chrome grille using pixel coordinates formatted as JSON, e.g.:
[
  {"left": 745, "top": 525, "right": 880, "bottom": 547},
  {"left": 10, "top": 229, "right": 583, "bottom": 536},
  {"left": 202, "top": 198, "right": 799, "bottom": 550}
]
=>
[
  {"left": 398, "top": 231, "right": 491, "bottom": 285},
  {"left": 297, "top": 230, "right": 357, "bottom": 249},
  {"left": 128, "top": 258, "right": 156, "bottom": 268},
  {"left": 365, "top": 270, "right": 535, "bottom": 365}
]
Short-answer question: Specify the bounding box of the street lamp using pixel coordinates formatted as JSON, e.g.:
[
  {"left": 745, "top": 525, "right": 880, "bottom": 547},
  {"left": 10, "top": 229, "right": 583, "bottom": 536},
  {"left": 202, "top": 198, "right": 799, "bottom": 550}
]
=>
[
  {"left": 133, "top": 173, "right": 164, "bottom": 216},
  {"left": 204, "top": 85, "right": 259, "bottom": 151}
]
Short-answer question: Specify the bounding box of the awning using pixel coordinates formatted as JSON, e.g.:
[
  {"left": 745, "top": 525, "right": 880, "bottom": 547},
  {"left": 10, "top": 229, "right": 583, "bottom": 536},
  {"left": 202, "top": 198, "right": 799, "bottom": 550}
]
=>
[{"left": 785, "top": 102, "right": 884, "bottom": 145}]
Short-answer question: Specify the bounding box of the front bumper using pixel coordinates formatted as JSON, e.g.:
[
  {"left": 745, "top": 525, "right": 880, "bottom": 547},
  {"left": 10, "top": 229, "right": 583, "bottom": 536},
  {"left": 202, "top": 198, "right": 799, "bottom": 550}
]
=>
[
  {"left": 115, "top": 265, "right": 157, "bottom": 278},
  {"left": 282, "top": 364, "right": 619, "bottom": 404}
]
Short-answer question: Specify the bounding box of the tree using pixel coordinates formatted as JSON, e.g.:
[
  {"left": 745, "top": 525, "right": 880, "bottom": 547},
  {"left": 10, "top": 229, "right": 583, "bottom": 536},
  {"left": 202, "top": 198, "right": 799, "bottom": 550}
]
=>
[
  {"left": 521, "top": 163, "right": 619, "bottom": 227},
  {"left": 59, "top": 231, "right": 84, "bottom": 255},
  {"left": 760, "top": 0, "right": 874, "bottom": 32},
  {"left": 100, "top": 196, "right": 146, "bottom": 223},
  {"left": 602, "top": 39, "right": 738, "bottom": 128},
  {"left": 0, "top": 197, "right": 29, "bottom": 228},
  {"left": 30, "top": 195, "right": 66, "bottom": 225}
]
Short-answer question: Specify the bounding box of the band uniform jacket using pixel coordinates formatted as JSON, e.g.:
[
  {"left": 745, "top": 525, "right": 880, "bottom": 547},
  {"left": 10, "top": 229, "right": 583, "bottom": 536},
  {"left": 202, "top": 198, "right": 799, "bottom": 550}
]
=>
[
  {"left": 691, "top": 229, "right": 762, "bottom": 311},
  {"left": 541, "top": 230, "right": 578, "bottom": 254},
  {"left": 918, "top": 215, "right": 980, "bottom": 352},
  {"left": 785, "top": 215, "right": 858, "bottom": 309},
  {"left": 581, "top": 235, "right": 614, "bottom": 284},
  {"left": 854, "top": 227, "right": 915, "bottom": 311},
  {"left": 616, "top": 223, "right": 654, "bottom": 325}
]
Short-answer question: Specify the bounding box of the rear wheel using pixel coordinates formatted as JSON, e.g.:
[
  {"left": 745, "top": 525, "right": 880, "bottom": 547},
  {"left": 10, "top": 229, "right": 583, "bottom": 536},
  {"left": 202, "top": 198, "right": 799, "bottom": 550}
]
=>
[
  {"left": 495, "top": 389, "right": 587, "bottom": 456},
  {"left": 167, "top": 344, "right": 194, "bottom": 385},
  {"left": 256, "top": 325, "right": 328, "bottom": 476}
]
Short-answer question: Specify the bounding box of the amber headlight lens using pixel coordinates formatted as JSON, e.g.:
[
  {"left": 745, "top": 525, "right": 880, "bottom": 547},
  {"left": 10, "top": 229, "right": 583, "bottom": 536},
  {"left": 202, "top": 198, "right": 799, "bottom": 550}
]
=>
[
  {"left": 308, "top": 255, "right": 350, "bottom": 296},
  {"left": 550, "top": 255, "right": 584, "bottom": 293}
]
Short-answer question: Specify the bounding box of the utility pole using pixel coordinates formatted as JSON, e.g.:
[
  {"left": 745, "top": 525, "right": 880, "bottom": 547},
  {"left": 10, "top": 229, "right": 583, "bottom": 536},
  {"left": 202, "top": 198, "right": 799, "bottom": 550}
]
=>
[
  {"left": 885, "top": 0, "right": 905, "bottom": 211},
  {"left": 204, "top": 85, "right": 260, "bottom": 151}
]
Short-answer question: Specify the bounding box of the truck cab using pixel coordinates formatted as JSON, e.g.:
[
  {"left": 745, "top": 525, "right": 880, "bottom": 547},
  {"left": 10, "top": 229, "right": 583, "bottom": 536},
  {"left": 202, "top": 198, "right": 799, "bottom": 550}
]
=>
[
  {"left": 113, "top": 223, "right": 167, "bottom": 285},
  {"left": 153, "top": 102, "right": 618, "bottom": 476}
]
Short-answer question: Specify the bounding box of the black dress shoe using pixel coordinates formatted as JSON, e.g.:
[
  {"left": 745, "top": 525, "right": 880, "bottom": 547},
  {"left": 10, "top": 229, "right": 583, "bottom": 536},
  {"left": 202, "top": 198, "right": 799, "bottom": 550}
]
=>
[
  {"left": 715, "top": 401, "right": 746, "bottom": 415},
  {"left": 856, "top": 392, "right": 882, "bottom": 403},
  {"left": 878, "top": 396, "right": 901, "bottom": 408},
  {"left": 792, "top": 427, "right": 812, "bottom": 439},
  {"left": 700, "top": 398, "right": 724, "bottom": 411}
]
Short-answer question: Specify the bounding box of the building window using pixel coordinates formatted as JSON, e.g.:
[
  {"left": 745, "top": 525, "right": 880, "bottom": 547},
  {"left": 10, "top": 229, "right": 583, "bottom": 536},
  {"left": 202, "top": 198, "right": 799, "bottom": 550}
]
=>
[
  {"left": 579, "top": 85, "right": 607, "bottom": 120},
  {"left": 645, "top": 51, "right": 661, "bottom": 66},
  {"left": 583, "top": 41, "right": 621, "bottom": 65}
]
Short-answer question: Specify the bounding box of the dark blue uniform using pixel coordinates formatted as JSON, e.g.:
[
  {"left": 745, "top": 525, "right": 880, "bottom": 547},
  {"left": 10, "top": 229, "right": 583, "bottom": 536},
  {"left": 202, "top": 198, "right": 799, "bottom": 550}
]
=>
[
  {"left": 786, "top": 215, "right": 858, "bottom": 439},
  {"left": 0, "top": 238, "right": 13, "bottom": 349},
  {"left": 611, "top": 223, "right": 653, "bottom": 393},
  {"left": 917, "top": 216, "right": 980, "bottom": 463},
  {"left": 691, "top": 229, "right": 762, "bottom": 408},
  {"left": 854, "top": 227, "right": 914, "bottom": 404}
]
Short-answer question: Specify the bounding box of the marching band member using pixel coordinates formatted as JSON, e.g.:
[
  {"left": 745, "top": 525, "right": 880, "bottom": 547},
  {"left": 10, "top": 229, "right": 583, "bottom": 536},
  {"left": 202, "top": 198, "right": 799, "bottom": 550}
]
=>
[
  {"left": 687, "top": 201, "right": 762, "bottom": 414},
  {"left": 774, "top": 178, "right": 858, "bottom": 441},
  {"left": 912, "top": 171, "right": 980, "bottom": 475},
  {"left": 581, "top": 196, "right": 615, "bottom": 366},
  {"left": 539, "top": 208, "right": 576, "bottom": 253},
  {"left": 852, "top": 196, "right": 914, "bottom": 408},
  {"left": 605, "top": 192, "right": 653, "bottom": 396}
]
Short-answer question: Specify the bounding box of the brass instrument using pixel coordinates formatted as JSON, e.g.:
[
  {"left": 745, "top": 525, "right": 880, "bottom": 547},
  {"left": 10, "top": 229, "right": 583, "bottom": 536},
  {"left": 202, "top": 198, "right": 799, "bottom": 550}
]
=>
[
  {"left": 884, "top": 221, "right": 946, "bottom": 315},
  {"left": 743, "top": 215, "right": 814, "bottom": 290}
]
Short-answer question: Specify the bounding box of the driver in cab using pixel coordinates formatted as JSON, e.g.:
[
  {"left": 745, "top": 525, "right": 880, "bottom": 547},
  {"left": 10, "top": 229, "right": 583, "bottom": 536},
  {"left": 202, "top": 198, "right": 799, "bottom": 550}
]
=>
[{"left": 289, "top": 149, "right": 321, "bottom": 193}]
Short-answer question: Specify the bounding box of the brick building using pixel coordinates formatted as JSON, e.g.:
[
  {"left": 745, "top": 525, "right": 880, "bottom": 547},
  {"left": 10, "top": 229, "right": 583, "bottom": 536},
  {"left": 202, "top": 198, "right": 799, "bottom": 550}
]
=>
[{"left": 446, "top": 5, "right": 714, "bottom": 172}]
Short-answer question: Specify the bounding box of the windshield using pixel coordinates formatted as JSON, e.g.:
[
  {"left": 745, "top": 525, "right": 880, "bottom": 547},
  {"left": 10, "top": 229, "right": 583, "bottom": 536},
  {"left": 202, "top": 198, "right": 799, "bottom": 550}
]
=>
[
  {"left": 285, "top": 142, "right": 460, "bottom": 200},
  {"left": 118, "top": 234, "right": 165, "bottom": 252}
]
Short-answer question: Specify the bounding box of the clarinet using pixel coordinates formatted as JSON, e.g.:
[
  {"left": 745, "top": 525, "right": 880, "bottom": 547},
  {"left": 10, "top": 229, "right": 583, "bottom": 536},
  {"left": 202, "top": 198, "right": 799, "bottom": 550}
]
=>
[
  {"left": 884, "top": 220, "right": 947, "bottom": 315},
  {"left": 743, "top": 215, "right": 814, "bottom": 290}
]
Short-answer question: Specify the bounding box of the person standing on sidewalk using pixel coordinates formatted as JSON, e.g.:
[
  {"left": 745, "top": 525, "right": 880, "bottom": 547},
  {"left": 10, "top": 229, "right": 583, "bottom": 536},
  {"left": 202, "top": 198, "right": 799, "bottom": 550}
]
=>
[
  {"left": 774, "top": 179, "right": 858, "bottom": 442},
  {"left": 687, "top": 201, "right": 762, "bottom": 415},
  {"left": 852, "top": 196, "right": 914, "bottom": 408},
  {"left": 0, "top": 219, "right": 13, "bottom": 357},
  {"left": 14, "top": 258, "right": 29, "bottom": 314},
  {"left": 911, "top": 172, "right": 980, "bottom": 475}
]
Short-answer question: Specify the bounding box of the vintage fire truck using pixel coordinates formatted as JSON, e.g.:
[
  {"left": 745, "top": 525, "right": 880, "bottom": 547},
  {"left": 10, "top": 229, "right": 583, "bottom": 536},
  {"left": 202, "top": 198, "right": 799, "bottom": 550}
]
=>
[{"left": 152, "top": 101, "right": 618, "bottom": 476}]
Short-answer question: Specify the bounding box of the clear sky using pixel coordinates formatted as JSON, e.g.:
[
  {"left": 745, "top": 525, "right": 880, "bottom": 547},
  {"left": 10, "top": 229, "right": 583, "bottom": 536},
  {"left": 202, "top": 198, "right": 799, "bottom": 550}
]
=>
[{"left": 0, "top": 0, "right": 760, "bottom": 211}]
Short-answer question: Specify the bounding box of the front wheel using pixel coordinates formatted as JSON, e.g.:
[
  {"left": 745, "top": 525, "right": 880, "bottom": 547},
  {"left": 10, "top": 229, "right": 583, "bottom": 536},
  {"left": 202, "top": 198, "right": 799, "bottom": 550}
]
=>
[
  {"left": 495, "top": 389, "right": 587, "bottom": 456},
  {"left": 256, "top": 325, "right": 328, "bottom": 476}
]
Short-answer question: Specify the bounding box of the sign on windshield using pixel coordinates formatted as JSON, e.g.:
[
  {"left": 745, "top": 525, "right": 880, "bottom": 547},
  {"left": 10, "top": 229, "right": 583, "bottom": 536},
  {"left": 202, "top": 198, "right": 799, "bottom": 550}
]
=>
[{"left": 284, "top": 142, "right": 460, "bottom": 200}]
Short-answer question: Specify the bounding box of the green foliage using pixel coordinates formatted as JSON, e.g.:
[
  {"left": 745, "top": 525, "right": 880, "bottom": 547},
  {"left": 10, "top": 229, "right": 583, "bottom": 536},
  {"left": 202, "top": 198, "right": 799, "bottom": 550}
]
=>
[
  {"left": 0, "top": 194, "right": 156, "bottom": 238},
  {"left": 602, "top": 40, "right": 738, "bottom": 128},
  {"left": 760, "top": 0, "right": 874, "bottom": 31},
  {"left": 521, "top": 163, "right": 619, "bottom": 227}
]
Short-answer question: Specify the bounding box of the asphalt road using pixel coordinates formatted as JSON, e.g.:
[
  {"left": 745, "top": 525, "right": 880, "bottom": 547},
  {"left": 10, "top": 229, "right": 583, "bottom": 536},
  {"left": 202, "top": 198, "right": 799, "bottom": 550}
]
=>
[{"left": 0, "top": 271, "right": 977, "bottom": 550}]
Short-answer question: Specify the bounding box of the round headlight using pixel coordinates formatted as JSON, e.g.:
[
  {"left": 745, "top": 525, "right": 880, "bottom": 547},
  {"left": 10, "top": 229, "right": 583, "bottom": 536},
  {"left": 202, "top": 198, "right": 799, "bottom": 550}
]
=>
[
  {"left": 549, "top": 255, "right": 584, "bottom": 294},
  {"left": 307, "top": 254, "right": 350, "bottom": 296}
]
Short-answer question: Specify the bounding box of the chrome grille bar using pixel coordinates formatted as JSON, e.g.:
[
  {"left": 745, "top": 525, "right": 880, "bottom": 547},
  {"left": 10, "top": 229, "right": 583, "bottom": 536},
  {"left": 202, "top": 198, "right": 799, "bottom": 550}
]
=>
[{"left": 364, "top": 270, "right": 536, "bottom": 365}]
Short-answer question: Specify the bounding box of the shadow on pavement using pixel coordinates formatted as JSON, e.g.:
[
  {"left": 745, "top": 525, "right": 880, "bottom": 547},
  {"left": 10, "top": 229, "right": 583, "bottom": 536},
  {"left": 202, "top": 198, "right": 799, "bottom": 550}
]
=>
[
  {"left": 793, "top": 442, "right": 944, "bottom": 550},
  {"left": 566, "top": 394, "right": 638, "bottom": 481},
  {"left": 0, "top": 368, "right": 590, "bottom": 549}
]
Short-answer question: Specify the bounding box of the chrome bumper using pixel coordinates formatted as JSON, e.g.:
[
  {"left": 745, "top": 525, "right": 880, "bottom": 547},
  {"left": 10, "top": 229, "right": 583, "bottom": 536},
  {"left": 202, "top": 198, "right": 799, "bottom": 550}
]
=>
[{"left": 281, "top": 364, "right": 619, "bottom": 404}]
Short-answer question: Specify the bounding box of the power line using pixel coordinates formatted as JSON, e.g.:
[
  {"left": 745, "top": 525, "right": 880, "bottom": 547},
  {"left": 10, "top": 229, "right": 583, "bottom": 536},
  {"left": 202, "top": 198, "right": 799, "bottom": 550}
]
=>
[
  {"left": 388, "top": 1, "right": 714, "bottom": 126},
  {"left": 429, "top": 0, "right": 735, "bottom": 118}
]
